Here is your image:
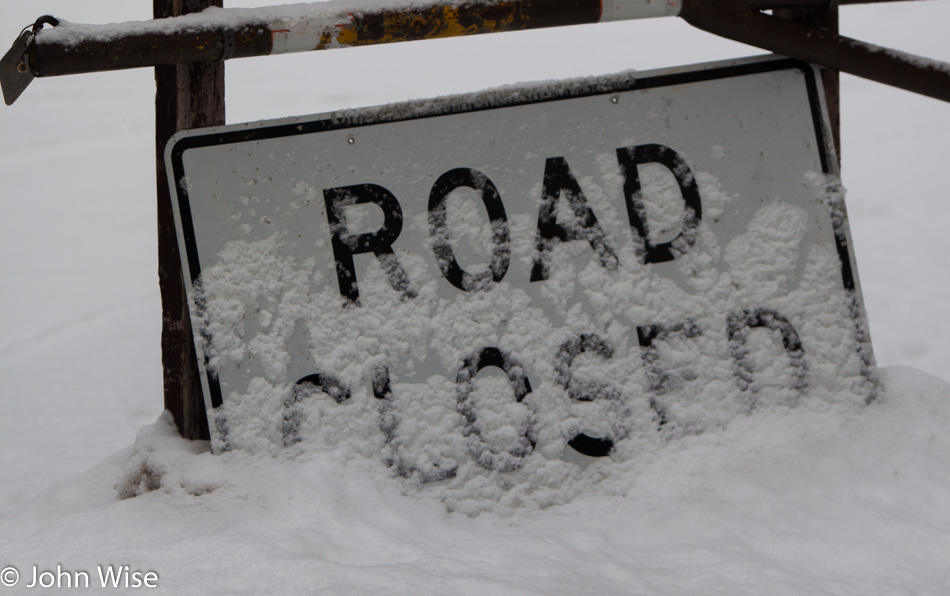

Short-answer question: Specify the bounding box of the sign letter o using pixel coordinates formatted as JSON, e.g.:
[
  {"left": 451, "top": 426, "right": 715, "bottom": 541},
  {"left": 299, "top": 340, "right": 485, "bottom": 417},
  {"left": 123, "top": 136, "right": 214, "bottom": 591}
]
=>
[{"left": 428, "top": 168, "right": 511, "bottom": 291}]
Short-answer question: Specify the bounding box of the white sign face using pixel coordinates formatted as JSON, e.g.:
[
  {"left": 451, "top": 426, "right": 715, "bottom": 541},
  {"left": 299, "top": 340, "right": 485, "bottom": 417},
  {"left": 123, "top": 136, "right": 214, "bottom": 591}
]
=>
[{"left": 168, "top": 56, "right": 876, "bottom": 511}]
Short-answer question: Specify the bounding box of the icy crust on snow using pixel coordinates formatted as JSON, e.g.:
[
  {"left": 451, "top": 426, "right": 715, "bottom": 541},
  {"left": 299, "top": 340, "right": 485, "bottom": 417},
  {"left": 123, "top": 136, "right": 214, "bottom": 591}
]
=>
[{"left": 192, "top": 172, "right": 874, "bottom": 514}]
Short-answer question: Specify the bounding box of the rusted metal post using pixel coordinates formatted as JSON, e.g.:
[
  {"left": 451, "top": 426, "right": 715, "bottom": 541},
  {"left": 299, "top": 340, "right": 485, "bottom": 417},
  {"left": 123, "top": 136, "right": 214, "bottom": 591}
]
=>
[
  {"left": 775, "top": 2, "right": 841, "bottom": 164},
  {"left": 155, "top": 0, "right": 224, "bottom": 440}
]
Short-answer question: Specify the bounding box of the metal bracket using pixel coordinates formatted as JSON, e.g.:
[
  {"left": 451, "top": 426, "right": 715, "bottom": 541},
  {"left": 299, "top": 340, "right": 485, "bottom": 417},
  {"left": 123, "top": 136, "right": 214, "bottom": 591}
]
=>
[
  {"left": 221, "top": 28, "right": 237, "bottom": 61},
  {"left": 1, "top": 29, "right": 34, "bottom": 105},
  {"left": 1, "top": 16, "right": 58, "bottom": 106}
]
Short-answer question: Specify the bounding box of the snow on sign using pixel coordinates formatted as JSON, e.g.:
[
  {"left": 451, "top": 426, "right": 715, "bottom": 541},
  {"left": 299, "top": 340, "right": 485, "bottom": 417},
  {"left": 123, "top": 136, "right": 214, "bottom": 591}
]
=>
[{"left": 167, "top": 56, "right": 876, "bottom": 510}]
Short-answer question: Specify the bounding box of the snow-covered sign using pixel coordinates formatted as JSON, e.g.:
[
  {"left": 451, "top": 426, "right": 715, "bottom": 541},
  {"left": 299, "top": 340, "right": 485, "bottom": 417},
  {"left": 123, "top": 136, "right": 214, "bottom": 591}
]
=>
[{"left": 167, "top": 56, "right": 876, "bottom": 510}]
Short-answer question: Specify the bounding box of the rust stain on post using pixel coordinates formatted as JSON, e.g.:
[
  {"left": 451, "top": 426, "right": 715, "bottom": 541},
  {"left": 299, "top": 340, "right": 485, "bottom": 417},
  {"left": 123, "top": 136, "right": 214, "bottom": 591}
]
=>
[
  {"left": 334, "top": 2, "right": 523, "bottom": 46},
  {"left": 325, "top": 0, "right": 601, "bottom": 49}
]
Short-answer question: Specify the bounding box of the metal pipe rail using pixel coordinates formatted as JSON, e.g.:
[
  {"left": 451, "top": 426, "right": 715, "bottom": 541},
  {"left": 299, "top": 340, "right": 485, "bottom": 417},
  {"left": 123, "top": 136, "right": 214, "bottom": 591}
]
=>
[
  {"left": 2, "top": 0, "right": 947, "bottom": 105},
  {"left": 681, "top": 0, "right": 949, "bottom": 102}
]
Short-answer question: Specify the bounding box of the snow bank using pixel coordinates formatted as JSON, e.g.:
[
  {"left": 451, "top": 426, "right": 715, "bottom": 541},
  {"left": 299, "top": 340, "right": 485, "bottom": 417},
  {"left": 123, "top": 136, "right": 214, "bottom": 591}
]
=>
[{"left": 0, "top": 366, "right": 947, "bottom": 594}]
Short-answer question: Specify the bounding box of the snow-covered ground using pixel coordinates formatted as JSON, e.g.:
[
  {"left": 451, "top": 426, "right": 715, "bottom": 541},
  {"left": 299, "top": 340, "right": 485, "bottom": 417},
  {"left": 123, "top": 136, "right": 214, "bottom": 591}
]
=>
[{"left": 0, "top": 1, "right": 947, "bottom": 593}]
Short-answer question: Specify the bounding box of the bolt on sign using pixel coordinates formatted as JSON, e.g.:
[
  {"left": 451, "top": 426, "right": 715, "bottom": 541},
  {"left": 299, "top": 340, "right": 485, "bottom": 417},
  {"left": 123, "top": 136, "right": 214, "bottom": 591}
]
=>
[{"left": 167, "top": 56, "right": 876, "bottom": 511}]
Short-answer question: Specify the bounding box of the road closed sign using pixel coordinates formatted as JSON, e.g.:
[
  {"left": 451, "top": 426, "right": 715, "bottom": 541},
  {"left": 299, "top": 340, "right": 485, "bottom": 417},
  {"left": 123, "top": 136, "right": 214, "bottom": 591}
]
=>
[{"left": 167, "top": 56, "right": 877, "bottom": 511}]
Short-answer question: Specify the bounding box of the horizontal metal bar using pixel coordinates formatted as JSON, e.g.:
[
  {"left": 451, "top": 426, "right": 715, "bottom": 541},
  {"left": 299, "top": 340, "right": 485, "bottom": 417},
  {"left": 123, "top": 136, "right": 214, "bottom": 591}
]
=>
[
  {"left": 680, "top": 0, "right": 950, "bottom": 103},
  {"left": 1, "top": 0, "right": 683, "bottom": 102},
  {"left": 2, "top": 0, "right": 948, "bottom": 105},
  {"left": 28, "top": 27, "right": 268, "bottom": 77},
  {"left": 21, "top": 0, "right": 680, "bottom": 78}
]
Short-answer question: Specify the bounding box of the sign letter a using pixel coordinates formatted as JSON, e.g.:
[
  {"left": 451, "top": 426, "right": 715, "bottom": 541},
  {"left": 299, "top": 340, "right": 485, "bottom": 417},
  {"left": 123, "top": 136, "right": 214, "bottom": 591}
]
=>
[{"left": 530, "top": 157, "right": 619, "bottom": 282}]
